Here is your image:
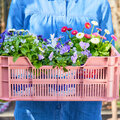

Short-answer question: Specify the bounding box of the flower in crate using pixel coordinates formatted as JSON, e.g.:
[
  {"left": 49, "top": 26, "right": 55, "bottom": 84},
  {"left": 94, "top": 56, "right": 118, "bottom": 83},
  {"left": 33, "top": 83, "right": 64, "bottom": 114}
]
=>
[
  {"left": 38, "top": 55, "right": 45, "bottom": 60},
  {"left": 10, "top": 46, "right": 15, "bottom": 52},
  {"left": 91, "top": 21, "right": 98, "bottom": 26},
  {"left": 84, "top": 34, "right": 91, "bottom": 39},
  {"left": 100, "top": 36, "right": 107, "bottom": 40},
  {"left": 90, "top": 38, "right": 100, "bottom": 44},
  {"left": 111, "top": 35, "right": 117, "bottom": 41},
  {"left": 92, "top": 33, "right": 100, "bottom": 37},
  {"left": 39, "top": 47, "right": 45, "bottom": 53},
  {"left": 96, "top": 28, "right": 102, "bottom": 32},
  {"left": 79, "top": 41, "right": 90, "bottom": 50},
  {"left": 67, "top": 28, "right": 73, "bottom": 31},
  {"left": 71, "top": 30, "right": 78, "bottom": 35},
  {"left": 49, "top": 52, "right": 54, "bottom": 61},
  {"left": 34, "top": 39, "right": 39, "bottom": 44},
  {"left": 81, "top": 50, "right": 92, "bottom": 57},
  {"left": 71, "top": 52, "right": 78, "bottom": 63},
  {"left": 85, "top": 22, "right": 91, "bottom": 29},
  {"left": 61, "top": 26, "right": 68, "bottom": 32},
  {"left": 76, "top": 32, "right": 84, "bottom": 39},
  {"left": 60, "top": 45, "right": 71, "bottom": 55},
  {"left": 104, "top": 29, "right": 110, "bottom": 34},
  {"left": 56, "top": 43, "right": 62, "bottom": 49},
  {"left": 21, "top": 39, "right": 26, "bottom": 44}
]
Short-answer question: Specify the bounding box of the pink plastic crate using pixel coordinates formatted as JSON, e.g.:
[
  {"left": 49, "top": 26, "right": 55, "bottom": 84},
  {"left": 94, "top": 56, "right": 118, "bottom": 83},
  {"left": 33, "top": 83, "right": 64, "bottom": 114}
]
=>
[{"left": 0, "top": 46, "right": 120, "bottom": 101}]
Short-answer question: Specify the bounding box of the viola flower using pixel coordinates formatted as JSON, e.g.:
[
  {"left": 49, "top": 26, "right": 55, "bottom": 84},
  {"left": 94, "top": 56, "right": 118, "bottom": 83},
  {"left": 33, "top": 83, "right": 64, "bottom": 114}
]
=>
[
  {"left": 104, "top": 29, "right": 110, "bottom": 34},
  {"left": 65, "top": 39, "right": 71, "bottom": 45},
  {"left": 73, "top": 47, "right": 77, "bottom": 52},
  {"left": 34, "top": 39, "right": 39, "bottom": 44},
  {"left": 43, "top": 38, "right": 48, "bottom": 42},
  {"left": 90, "top": 38, "right": 100, "bottom": 44},
  {"left": 39, "top": 47, "right": 45, "bottom": 53},
  {"left": 37, "top": 35, "right": 42, "bottom": 40},
  {"left": 92, "top": 33, "right": 100, "bottom": 37},
  {"left": 60, "top": 45, "right": 71, "bottom": 55},
  {"left": 91, "top": 21, "right": 98, "bottom": 26},
  {"left": 96, "top": 28, "right": 102, "bottom": 31},
  {"left": 21, "top": 39, "right": 26, "bottom": 43},
  {"left": 71, "top": 52, "right": 78, "bottom": 64},
  {"left": 85, "top": 22, "right": 91, "bottom": 29},
  {"left": 100, "top": 36, "right": 107, "bottom": 40},
  {"left": 56, "top": 43, "right": 62, "bottom": 49},
  {"left": 84, "top": 34, "right": 91, "bottom": 39},
  {"left": 38, "top": 55, "right": 44, "bottom": 60},
  {"left": 49, "top": 52, "right": 54, "bottom": 61},
  {"left": 79, "top": 41, "right": 90, "bottom": 50},
  {"left": 81, "top": 50, "right": 92, "bottom": 57},
  {"left": 111, "top": 35, "right": 117, "bottom": 41},
  {"left": 76, "top": 32, "right": 84, "bottom": 39},
  {"left": 67, "top": 28, "right": 73, "bottom": 31},
  {"left": 71, "top": 30, "right": 78, "bottom": 35},
  {"left": 61, "top": 26, "right": 68, "bottom": 32}
]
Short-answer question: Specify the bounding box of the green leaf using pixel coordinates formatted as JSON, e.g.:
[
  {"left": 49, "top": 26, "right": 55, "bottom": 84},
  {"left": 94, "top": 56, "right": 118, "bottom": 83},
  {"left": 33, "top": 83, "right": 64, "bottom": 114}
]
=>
[{"left": 13, "top": 54, "right": 21, "bottom": 62}]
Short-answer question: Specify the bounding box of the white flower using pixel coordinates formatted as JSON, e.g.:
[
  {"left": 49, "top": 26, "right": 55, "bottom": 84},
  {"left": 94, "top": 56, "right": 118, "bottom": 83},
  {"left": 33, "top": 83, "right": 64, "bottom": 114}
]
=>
[
  {"left": 73, "top": 47, "right": 77, "bottom": 52},
  {"left": 47, "top": 33, "right": 57, "bottom": 48},
  {"left": 91, "top": 21, "right": 98, "bottom": 26},
  {"left": 21, "top": 39, "right": 26, "bottom": 43},
  {"left": 5, "top": 49, "right": 9, "bottom": 53},
  {"left": 34, "top": 39, "right": 39, "bottom": 44},
  {"left": 90, "top": 38, "right": 100, "bottom": 44},
  {"left": 10, "top": 46, "right": 14, "bottom": 49},
  {"left": 104, "top": 29, "right": 110, "bottom": 34},
  {"left": 76, "top": 32, "right": 84, "bottom": 39},
  {"left": 39, "top": 47, "right": 45, "bottom": 53},
  {"left": 8, "top": 29, "right": 16, "bottom": 32},
  {"left": 9, "top": 39, "right": 13, "bottom": 42}
]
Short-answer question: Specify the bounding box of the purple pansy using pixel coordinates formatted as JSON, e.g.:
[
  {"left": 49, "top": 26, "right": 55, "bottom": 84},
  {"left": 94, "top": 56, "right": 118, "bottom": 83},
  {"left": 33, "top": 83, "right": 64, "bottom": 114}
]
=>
[
  {"left": 65, "top": 39, "right": 71, "bottom": 45},
  {"left": 79, "top": 41, "right": 90, "bottom": 50},
  {"left": 49, "top": 52, "right": 54, "bottom": 61},
  {"left": 81, "top": 50, "right": 92, "bottom": 57},
  {"left": 71, "top": 52, "right": 78, "bottom": 63},
  {"left": 56, "top": 43, "right": 62, "bottom": 49},
  {"left": 37, "top": 35, "right": 42, "bottom": 40},
  {"left": 60, "top": 45, "right": 71, "bottom": 55},
  {"left": 38, "top": 55, "right": 44, "bottom": 60},
  {"left": 43, "top": 38, "right": 48, "bottom": 42}
]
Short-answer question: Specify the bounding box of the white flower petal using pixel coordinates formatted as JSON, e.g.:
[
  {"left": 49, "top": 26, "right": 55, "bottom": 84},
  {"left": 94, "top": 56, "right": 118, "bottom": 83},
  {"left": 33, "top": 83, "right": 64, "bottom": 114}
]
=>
[
  {"left": 91, "top": 21, "right": 98, "bottom": 26},
  {"left": 104, "top": 29, "right": 110, "bottom": 34},
  {"left": 76, "top": 32, "right": 84, "bottom": 39},
  {"left": 90, "top": 38, "right": 100, "bottom": 44}
]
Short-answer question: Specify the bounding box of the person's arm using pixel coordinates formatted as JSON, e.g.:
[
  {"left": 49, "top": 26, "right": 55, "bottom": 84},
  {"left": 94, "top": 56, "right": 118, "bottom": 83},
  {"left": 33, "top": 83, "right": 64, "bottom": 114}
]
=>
[
  {"left": 99, "top": 0, "right": 115, "bottom": 46},
  {"left": 6, "top": 0, "right": 24, "bottom": 30}
]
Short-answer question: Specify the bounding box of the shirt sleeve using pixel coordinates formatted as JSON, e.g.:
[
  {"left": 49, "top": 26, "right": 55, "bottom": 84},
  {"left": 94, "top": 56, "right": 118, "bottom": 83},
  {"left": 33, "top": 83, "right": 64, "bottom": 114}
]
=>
[
  {"left": 6, "top": 0, "right": 24, "bottom": 30},
  {"left": 100, "top": 0, "right": 115, "bottom": 46}
]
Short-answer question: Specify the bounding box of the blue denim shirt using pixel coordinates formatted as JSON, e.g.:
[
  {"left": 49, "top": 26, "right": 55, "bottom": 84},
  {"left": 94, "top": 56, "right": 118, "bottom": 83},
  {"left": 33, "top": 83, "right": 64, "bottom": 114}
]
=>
[{"left": 6, "top": 0, "right": 114, "bottom": 120}]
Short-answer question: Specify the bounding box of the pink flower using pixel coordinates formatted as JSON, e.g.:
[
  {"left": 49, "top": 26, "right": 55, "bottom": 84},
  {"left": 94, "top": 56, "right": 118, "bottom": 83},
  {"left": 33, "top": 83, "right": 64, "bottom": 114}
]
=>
[
  {"left": 111, "top": 35, "right": 117, "bottom": 41},
  {"left": 61, "top": 26, "right": 68, "bottom": 32},
  {"left": 100, "top": 35, "right": 107, "bottom": 40},
  {"left": 96, "top": 28, "right": 102, "bottom": 31},
  {"left": 84, "top": 34, "right": 91, "bottom": 39},
  {"left": 92, "top": 33, "right": 100, "bottom": 37},
  {"left": 67, "top": 28, "right": 73, "bottom": 31},
  {"left": 71, "top": 30, "right": 78, "bottom": 35},
  {"left": 85, "top": 22, "right": 91, "bottom": 29}
]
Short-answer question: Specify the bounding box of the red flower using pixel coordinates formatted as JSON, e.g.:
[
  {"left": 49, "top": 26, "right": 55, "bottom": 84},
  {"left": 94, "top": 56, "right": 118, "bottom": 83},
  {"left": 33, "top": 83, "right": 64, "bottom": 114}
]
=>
[
  {"left": 61, "top": 26, "right": 68, "bottom": 32},
  {"left": 71, "top": 30, "right": 78, "bottom": 35},
  {"left": 85, "top": 22, "right": 91, "bottom": 29},
  {"left": 96, "top": 28, "right": 102, "bottom": 31},
  {"left": 67, "top": 28, "right": 73, "bottom": 31},
  {"left": 84, "top": 34, "right": 91, "bottom": 39}
]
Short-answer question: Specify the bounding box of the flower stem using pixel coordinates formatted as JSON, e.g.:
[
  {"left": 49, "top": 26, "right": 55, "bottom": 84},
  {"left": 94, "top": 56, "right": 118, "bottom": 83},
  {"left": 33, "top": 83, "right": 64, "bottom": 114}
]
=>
[
  {"left": 66, "top": 31, "right": 71, "bottom": 39},
  {"left": 101, "top": 33, "right": 106, "bottom": 42},
  {"left": 91, "top": 25, "right": 94, "bottom": 35},
  {"left": 82, "top": 27, "right": 85, "bottom": 33},
  {"left": 110, "top": 39, "right": 113, "bottom": 44}
]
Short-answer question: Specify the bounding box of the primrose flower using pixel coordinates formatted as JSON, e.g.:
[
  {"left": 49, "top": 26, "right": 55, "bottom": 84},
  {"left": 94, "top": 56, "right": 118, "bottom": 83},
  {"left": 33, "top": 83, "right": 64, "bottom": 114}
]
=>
[
  {"left": 67, "top": 28, "right": 73, "bottom": 31},
  {"left": 111, "top": 35, "right": 117, "bottom": 41},
  {"left": 84, "top": 34, "right": 91, "bottom": 39},
  {"left": 104, "top": 29, "right": 110, "bottom": 34},
  {"left": 90, "top": 38, "right": 100, "bottom": 44},
  {"left": 34, "top": 39, "right": 39, "bottom": 44},
  {"left": 60, "top": 45, "right": 71, "bottom": 55},
  {"left": 49, "top": 52, "right": 54, "bottom": 61},
  {"left": 79, "top": 41, "right": 90, "bottom": 50},
  {"left": 71, "top": 52, "right": 78, "bottom": 64},
  {"left": 61, "top": 26, "right": 68, "bottom": 32},
  {"left": 71, "top": 30, "right": 78, "bottom": 35},
  {"left": 38, "top": 55, "right": 44, "bottom": 60},
  {"left": 21, "top": 39, "right": 26, "bottom": 43},
  {"left": 96, "top": 28, "right": 102, "bottom": 31},
  {"left": 76, "top": 32, "right": 84, "bottom": 39},
  {"left": 39, "top": 47, "right": 45, "bottom": 53},
  {"left": 92, "top": 33, "right": 100, "bottom": 37},
  {"left": 91, "top": 21, "right": 98, "bottom": 26},
  {"left": 85, "top": 22, "right": 91, "bottom": 29}
]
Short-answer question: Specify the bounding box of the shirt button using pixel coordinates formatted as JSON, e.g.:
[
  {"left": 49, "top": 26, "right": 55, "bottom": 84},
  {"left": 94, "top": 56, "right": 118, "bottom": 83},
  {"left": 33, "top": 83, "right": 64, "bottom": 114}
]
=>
[{"left": 56, "top": 104, "right": 61, "bottom": 109}]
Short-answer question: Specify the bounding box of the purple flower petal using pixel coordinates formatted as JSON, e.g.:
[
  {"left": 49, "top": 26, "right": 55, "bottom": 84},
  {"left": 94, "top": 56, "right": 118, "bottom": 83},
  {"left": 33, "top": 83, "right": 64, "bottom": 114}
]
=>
[
  {"left": 71, "top": 52, "right": 78, "bottom": 63},
  {"left": 60, "top": 45, "right": 71, "bottom": 55},
  {"left": 49, "top": 52, "right": 54, "bottom": 61},
  {"left": 79, "top": 41, "right": 90, "bottom": 50},
  {"left": 38, "top": 55, "right": 44, "bottom": 60}
]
